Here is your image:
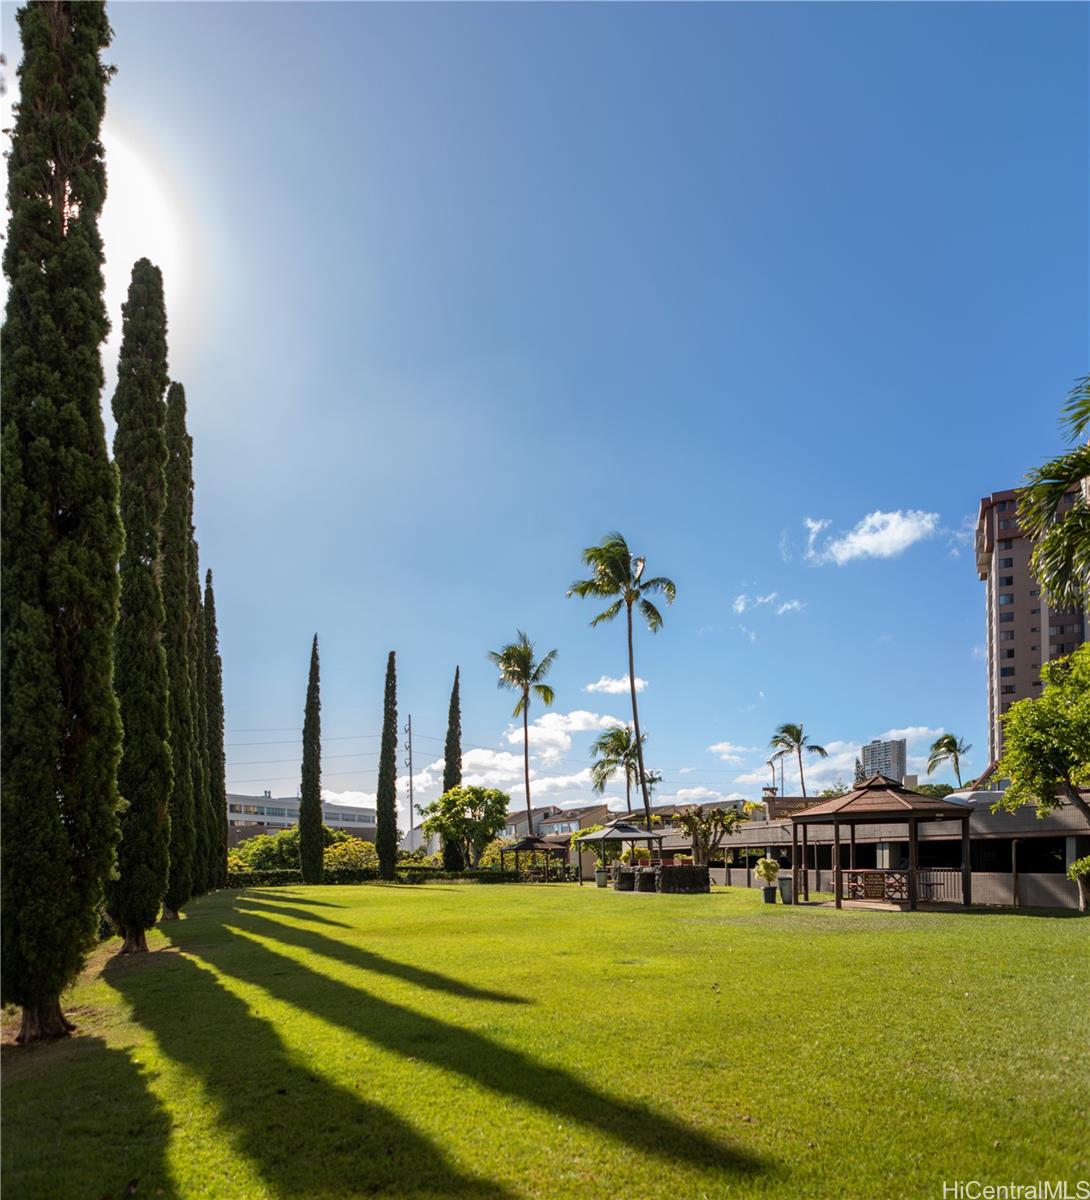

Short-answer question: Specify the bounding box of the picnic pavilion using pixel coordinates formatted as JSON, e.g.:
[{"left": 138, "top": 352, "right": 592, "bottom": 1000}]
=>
[{"left": 790, "top": 774, "right": 972, "bottom": 910}]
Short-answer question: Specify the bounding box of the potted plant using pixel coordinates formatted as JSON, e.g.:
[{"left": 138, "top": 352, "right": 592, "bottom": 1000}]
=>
[{"left": 754, "top": 856, "right": 780, "bottom": 904}]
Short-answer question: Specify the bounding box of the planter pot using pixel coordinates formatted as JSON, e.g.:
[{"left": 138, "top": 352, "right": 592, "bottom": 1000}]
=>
[
  {"left": 762, "top": 885, "right": 777, "bottom": 904},
  {"left": 778, "top": 876, "right": 793, "bottom": 904},
  {"left": 594, "top": 869, "right": 608, "bottom": 888}
]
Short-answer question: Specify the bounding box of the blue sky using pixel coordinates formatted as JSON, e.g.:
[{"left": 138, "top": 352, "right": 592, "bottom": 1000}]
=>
[{"left": 3, "top": 2, "right": 1086, "bottom": 824}]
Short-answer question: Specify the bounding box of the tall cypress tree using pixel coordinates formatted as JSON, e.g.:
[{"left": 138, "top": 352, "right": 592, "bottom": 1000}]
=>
[
  {"left": 162, "top": 384, "right": 196, "bottom": 919},
  {"left": 1, "top": 1, "right": 124, "bottom": 1040},
  {"left": 375, "top": 651, "right": 399, "bottom": 880},
  {"left": 107, "top": 260, "right": 173, "bottom": 953},
  {"left": 299, "top": 635, "right": 323, "bottom": 883},
  {"left": 441, "top": 667, "right": 465, "bottom": 870},
  {"left": 189, "top": 544, "right": 211, "bottom": 896},
  {"left": 203, "top": 570, "right": 228, "bottom": 888}
]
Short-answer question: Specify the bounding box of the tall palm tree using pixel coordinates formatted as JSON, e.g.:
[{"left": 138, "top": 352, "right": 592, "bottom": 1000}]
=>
[
  {"left": 927, "top": 733, "right": 972, "bottom": 788},
  {"left": 488, "top": 631, "right": 557, "bottom": 833},
  {"left": 568, "top": 531, "right": 675, "bottom": 830},
  {"left": 1018, "top": 375, "right": 1090, "bottom": 613},
  {"left": 769, "top": 723, "right": 827, "bottom": 798},
  {"left": 590, "top": 724, "right": 643, "bottom": 813}
]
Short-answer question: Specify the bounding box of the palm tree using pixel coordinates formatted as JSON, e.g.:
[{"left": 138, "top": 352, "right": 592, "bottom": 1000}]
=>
[
  {"left": 927, "top": 733, "right": 971, "bottom": 788},
  {"left": 568, "top": 531, "right": 675, "bottom": 830},
  {"left": 1018, "top": 375, "right": 1090, "bottom": 612},
  {"left": 488, "top": 631, "right": 557, "bottom": 833},
  {"left": 589, "top": 725, "right": 643, "bottom": 813},
  {"left": 769, "top": 723, "right": 828, "bottom": 798}
]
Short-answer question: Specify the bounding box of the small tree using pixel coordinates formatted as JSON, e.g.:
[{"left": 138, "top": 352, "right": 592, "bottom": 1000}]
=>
[
  {"left": 671, "top": 805, "right": 747, "bottom": 866},
  {"left": 299, "top": 635, "right": 323, "bottom": 883},
  {"left": 1067, "top": 856, "right": 1090, "bottom": 914},
  {"left": 375, "top": 651, "right": 399, "bottom": 880},
  {"left": 993, "top": 645, "right": 1090, "bottom": 828},
  {"left": 570, "top": 824, "right": 623, "bottom": 869},
  {"left": 420, "top": 786, "right": 510, "bottom": 868}
]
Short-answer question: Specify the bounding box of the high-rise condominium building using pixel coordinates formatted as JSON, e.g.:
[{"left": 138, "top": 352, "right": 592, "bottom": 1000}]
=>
[
  {"left": 861, "top": 738, "right": 907, "bottom": 782},
  {"left": 975, "top": 487, "right": 1087, "bottom": 765}
]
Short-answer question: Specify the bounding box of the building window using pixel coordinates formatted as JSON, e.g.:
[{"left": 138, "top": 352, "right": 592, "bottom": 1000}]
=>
[
  {"left": 1000, "top": 612, "right": 1014, "bottom": 623},
  {"left": 999, "top": 539, "right": 1012, "bottom": 550},
  {"left": 1029, "top": 588, "right": 1039, "bottom": 597},
  {"left": 998, "top": 594, "right": 1014, "bottom": 605},
  {"left": 1000, "top": 557, "right": 1014, "bottom": 568},
  {"left": 1000, "top": 631, "right": 1015, "bottom": 641},
  {"left": 998, "top": 519, "right": 1011, "bottom": 530},
  {"left": 1001, "top": 685, "right": 1016, "bottom": 695},
  {"left": 1003, "top": 649, "right": 1015, "bottom": 659},
  {"left": 1000, "top": 667, "right": 1015, "bottom": 677},
  {"left": 997, "top": 500, "right": 1008, "bottom": 511},
  {"left": 999, "top": 576, "right": 1014, "bottom": 587},
  {"left": 1049, "top": 625, "right": 1062, "bottom": 636}
]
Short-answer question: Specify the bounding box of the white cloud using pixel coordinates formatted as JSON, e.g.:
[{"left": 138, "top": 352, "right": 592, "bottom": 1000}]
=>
[
  {"left": 737, "top": 625, "right": 757, "bottom": 643},
  {"left": 970, "top": 644, "right": 985, "bottom": 661},
  {"left": 584, "top": 675, "right": 647, "bottom": 695},
  {"left": 775, "top": 599, "right": 805, "bottom": 615},
  {"left": 779, "top": 529, "right": 793, "bottom": 563},
  {"left": 505, "top": 709, "right": 623, "bottom": 762},
  {"left": 679, "top": 766, "right": 697, "bottom": 775},
  {"left": 708, "top": 740, "right": 757, "bottom": 764},
  {"left": 876, "top": 725, "right": 943, "bottom": 747},
  {"left": 668, "top": 786, "right": 748, "bottom": 804},
  {"left": 322, "top": 789, "right": 376, "bottom": 807},
  {"left": 732, "top": 592, "right": 779, "bottom": 614},
  {"left": 533, "top": 768, "right": 595, "bottom": 795},
  {"left": 805, "top": 510, "right": 940, "bottom": 566}
]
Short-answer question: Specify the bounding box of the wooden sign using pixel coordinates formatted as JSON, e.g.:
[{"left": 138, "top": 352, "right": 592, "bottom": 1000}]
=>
[{"left": 863, "top": 872, "right": 886, "bottom": 900}]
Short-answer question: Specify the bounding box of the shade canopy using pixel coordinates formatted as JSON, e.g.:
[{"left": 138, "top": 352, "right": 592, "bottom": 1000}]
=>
[
  {"left": 575, "top": 820, "right": 668, "bottom": 843},
  {"left": 504, "top": 835, "right": 567, "bottom": 854},
  {"left": 790, "top": 773, "right": 970, "bottom": 825}
]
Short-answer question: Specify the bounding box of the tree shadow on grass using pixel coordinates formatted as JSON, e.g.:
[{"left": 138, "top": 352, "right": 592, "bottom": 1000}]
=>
[
  {"left": 207, "top": 912, "right": 766, "bottom": 1181},
  {"left": 229, "top": 900, "right": 530, "bottom": 1006},
  {"left": 243, "top": 890, "right": 344, "bottom": 908},
  {"left": 104, "top": 952, "right": 513, "bottom": 1200},
  {"left": 235, "top": 897, "right": 354, "bottom": 929},
  {"left": 2, "top": 1035, "right": 175, "bottom": 1199}
]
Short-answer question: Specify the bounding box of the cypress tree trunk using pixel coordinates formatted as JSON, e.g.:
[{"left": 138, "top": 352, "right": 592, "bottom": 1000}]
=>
[
  {"left": 441, "top": 667, "right": 465, "bottom": 870},
  {"left": 375, "top": 651, "right": 398, "bottom": 880},
  {"left": 1, "top": 1, "right": 123, "bottom": 1039},
  {"left": 106, "top": 259, "right": 173, "bottom": 952},
  {"left": 162, "top": 384, "right": 196, "bottom": 919},
  {"left": 299, "top": 635, "right": 323, "bottom": 884},
  {"left": 203, "top": 571, "right": 228, "bottom": 888}
]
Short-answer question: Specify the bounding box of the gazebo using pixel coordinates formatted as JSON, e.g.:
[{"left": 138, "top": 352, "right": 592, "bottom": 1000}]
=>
[
  {"left": 790, "top": 774, "right": 972, "bottom": 910},
  {"left": 498, "top": 835, "right": 568, "bottom": 881},
  {"left": 573, "top": 820, "right": 668, "bottom": 885}
]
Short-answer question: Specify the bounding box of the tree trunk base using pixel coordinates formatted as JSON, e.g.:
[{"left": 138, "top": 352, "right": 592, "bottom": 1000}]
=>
[
  {"left": 160, "top": 907, "right": 180, "bottom": 921},
  {"left": 118, "top": 928, "right": 149, "bottom": 954},
  {"left": 17, "top": 1000, "right": 75, "bottom": 1043}
]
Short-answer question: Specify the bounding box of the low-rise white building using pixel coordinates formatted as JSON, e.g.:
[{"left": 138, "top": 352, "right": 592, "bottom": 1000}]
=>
[{"left": 228, "top": 791, "right": 376, "bottom": 847}]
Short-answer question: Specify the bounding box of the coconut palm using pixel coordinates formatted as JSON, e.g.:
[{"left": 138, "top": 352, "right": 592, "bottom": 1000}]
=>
[
  {"left": 769, "top": 723, "right": 828, "bottom": 798},
  {"left": 589, "top": 724, "right": 644, "bottom": 813},
  {"left": 927, "top": 733, "right": 972, "bottom": 788},
  {"left": 1018, "top": 375, "right": 1090, "bottom": 612},
  {"left": 568, "top": 532, "right": 675, "bottom": 829},
  {"left": 488, "top": 631, "right": 557, "bottom": 833}
]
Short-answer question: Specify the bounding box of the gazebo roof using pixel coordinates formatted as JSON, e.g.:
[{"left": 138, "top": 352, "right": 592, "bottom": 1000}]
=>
[
  {"left": 790, "top": 774, "right": 970, "bottom": 823},
  {"left": 505, "top": 835, "right": 567, "bottom": 853},
  {"left": 575, "top": 820, "right": 666, "bottom": 843}
]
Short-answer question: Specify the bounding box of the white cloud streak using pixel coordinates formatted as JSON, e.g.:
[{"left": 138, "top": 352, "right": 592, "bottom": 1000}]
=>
[
  {"left": 805, "top": 510, "right": 940, "bottom": 566},
  {"left": 584, "top": 675, "right": 647, "bottom": 695}
]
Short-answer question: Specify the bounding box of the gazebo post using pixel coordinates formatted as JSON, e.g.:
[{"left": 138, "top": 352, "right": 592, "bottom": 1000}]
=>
[
  {"left": 849, "top": 824, "right": 856, "bottom": 870},
  {"left": 908, "top": 816, "right": 919, "bottom": 911},
  {"left": 791, "top": 821, "right": 799, "bottom": 905},
  {"left": 961, "top": 813, "right": 972, "bottom": 907},
  {"left": 515, "top": 850, "right": 520, "bottom": 878},
  {"left": 801, "top": 824, "right": 810, "bottom": 901},
  {"left": 833, "top": 820, "right": 842, "bottom": 909}
]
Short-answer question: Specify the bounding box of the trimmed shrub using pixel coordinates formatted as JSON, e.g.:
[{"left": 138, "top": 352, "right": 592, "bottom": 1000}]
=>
[
  {"left": 613, "top": 867, "right": 636, "bottom": 892},
  {"left": 658, "top": 865, "right": 711, "bottom": 894},
  {"left": 323, "top": 839, "right": 378, "bottom": 872},
  {"left": 226, "top": 868, "right": 303, "bottom": 888},
  {"left": 225, "top": 866, "right": 521, "bottom": 889},
  {"left": 634, "top": 869, "right": 658, "bottom": 893}
]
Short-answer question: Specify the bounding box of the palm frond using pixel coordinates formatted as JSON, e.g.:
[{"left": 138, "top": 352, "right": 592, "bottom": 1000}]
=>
[
  {"left": 590, "top": 598, "right": 624, "bottom": 627},
  {"left": 1029, "top": 506, "right": 1090, "bottom": 611},
  {"left": 640, "top": 575, "right": 677, "bottom": 604},
  {"left": 1018, "top": 445, "right": 1090, "bottom": 535},
  {"left": 533, "top": 683, "right": 555, "bottom": 707},
  {"left": 808, "top": 743, "right": 828, "bottom": 758},
  {"left": 1060, "top": 374, "right": 1090, "bottom": 443},
  {"left": 532, "top": 647, "right": 558, "bottom": 682},
  {"left": 638, "top": 598, "right": 663, "bottom": 632}
]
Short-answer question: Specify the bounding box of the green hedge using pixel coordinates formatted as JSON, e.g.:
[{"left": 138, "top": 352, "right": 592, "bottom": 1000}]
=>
[{"left": 226, "top": 867, "right": 521, "bottom": 888}]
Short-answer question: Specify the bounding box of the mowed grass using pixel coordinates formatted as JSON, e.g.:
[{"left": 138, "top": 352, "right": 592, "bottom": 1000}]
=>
[{"left": 3, "top": 885, "right": 1088, "bottom": 1200}]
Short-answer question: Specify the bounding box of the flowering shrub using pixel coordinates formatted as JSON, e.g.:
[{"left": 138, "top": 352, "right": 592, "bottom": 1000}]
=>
[
  {"left": 754, "top": 856, "right": 780, "bottom": 886},
  {"left": 323, "top": 838, "right": 379, "bottom": 872}
]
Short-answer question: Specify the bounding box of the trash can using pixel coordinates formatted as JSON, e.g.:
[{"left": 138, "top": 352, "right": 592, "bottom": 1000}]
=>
[{"left": 778, "top": 876, "right": 793, "bottom": 904}]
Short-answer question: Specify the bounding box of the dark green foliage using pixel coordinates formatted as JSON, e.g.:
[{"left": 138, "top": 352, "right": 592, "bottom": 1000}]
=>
[
  {"left": 224, "top": 867, "right": 519, "bottom": 889},
  {"left": 442, "top": 667, "right": 465, "bottom": 871},
  {"left": 203, "top": 571, "right": 227, "bottom": 888},
  {"left": 376, "top": 651, "right": 399, "bottom": 880},
  {"left": 233, "top": 824, "right": 347, "bottom": 871},
  {"left": 0, "top": 1, "right": 123, "bottom": 1038},
  {"left": 299, "top": 636, "right": 323, "bottom": 883},
  {"left": 162, "top": 384, "right": 196, "bottom": 916},
  {"left": 226, "top": 868, "right": 303, "bottom": 888},
  {"left": 189, "top": 559, "right": 212, "bottom": 895},
  {"left": 106, "top": 260, "right": 173, "bottom": 951},
  {"left": 657, "top": 865, "right": 711, "bottom": 894}
]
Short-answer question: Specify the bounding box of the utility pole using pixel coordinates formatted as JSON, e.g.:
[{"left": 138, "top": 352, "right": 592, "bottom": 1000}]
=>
[{"left": 403, "top": 714, "right": 414, "bottom": 832}]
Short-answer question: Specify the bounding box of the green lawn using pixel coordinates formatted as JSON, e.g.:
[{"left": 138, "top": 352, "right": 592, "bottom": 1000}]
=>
[{"left": 3, "top": 885, "right": 1088, "bottom": 1200}]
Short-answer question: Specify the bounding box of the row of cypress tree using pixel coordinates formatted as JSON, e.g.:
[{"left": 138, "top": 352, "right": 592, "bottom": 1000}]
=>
[{"left": 0, "top": 2, "right": 226, "bottom": 1041}]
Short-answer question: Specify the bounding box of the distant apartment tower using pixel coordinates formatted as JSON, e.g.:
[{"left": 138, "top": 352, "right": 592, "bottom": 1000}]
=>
[
  {"left": 861, "top": 738, "right": 906, "bottom": 782},
  {"left": 976, "top": 488, "right": 1087, "bottom": 765}
]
